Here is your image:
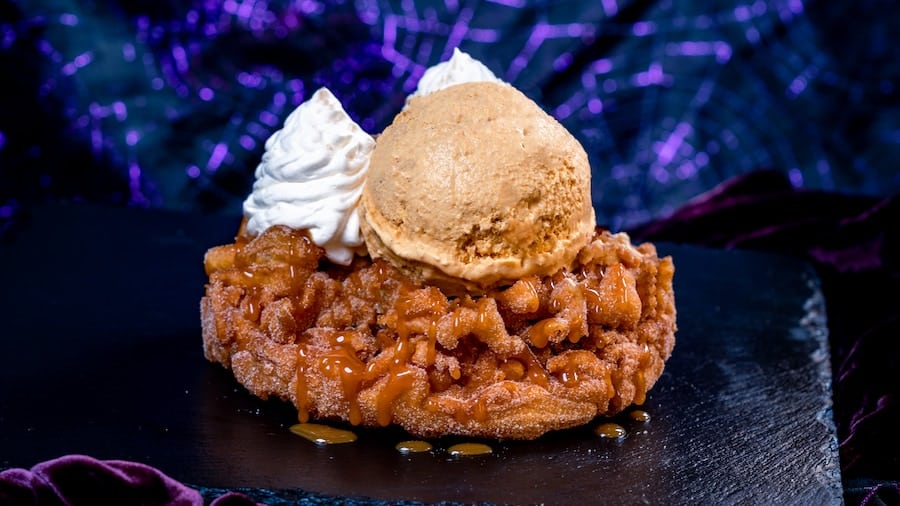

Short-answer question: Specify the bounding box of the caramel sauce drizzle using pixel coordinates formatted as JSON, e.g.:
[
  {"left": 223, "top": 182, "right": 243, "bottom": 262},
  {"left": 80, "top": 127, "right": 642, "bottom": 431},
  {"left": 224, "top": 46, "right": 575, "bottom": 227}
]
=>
[
  {"left": 524, "top": 318, "right": 565, "bottom": 348},
  {"left": 560, "top": 368, "right": 581, "bottom": 387},
  {"left": 583, "top": 285, "right": 603, "bottom": 321},
  {"left": 633, "top": 370, "right": 646, "bottom": 405},
  {"left": 241, "top": 286, "right": 262, "bottom": 322},
  {"left": 425, "top": 320, "right": 438, "bottom": 364},
  {"left": 514, "top": 347, "right": 549, "bottom": 388},
  {"left": 628, "top": 409, "right": 651, "bottom": 423},
  {"left": 521, "top": 277, "right": 541, "bottom": 312},
  {"left": 288, "top": 259, "right": 651, "bottom": 430},
  {"left": 225, "top": 231, "right": 658, "bottom": 436},
  {"left": 603, "top": 369, "right": 614, "bottom": 399},
  {"left": 318, "top": 346, "right": 367, "bottom": 425},
  {"left": 595, "top": 422, "right": 626, "bottom": 440},
  {"left": 292, "top": 287, "right": 430, "bottom": 427},
  {"left": 294, "top": 346, "right": 311, "bottom": 423},
  {"left": 447, "top": 442, "right": 493, "bottom": 456},
  {"left": 290, "top": 423, "right": 357, "bottom": 445},
  {"left": 396, "top": 440, "right": 433, "bottom": 453},
  {"left": 223, "top": 229, "right": 666, "bottom": 453},
  {"left": 375, "top": 366, "right": 416, "bottom": 426}
]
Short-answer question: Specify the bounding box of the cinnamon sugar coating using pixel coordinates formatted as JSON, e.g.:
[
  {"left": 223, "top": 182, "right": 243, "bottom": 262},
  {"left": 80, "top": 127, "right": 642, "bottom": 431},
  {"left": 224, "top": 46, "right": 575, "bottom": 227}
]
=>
[{"left": 201, "top": 226, "right": 676, "bottom": 439}]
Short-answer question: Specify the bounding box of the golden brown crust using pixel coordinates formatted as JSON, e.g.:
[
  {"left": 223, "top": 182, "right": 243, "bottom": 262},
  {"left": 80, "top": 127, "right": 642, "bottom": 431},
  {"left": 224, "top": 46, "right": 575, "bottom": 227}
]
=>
[{"left": 200, "top": 226, "right": 676, "bottom": 439}]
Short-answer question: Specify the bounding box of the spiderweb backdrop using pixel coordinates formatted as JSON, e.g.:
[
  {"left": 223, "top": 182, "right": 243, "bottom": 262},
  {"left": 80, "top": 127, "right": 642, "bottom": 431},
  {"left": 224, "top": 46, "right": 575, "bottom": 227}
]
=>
[{"left": 1, "top": 0, "right": 898, "bottom": 231}]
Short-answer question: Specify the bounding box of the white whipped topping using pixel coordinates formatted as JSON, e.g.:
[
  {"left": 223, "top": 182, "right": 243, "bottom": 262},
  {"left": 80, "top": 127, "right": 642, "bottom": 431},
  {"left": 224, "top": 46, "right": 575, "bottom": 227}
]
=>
[
  {"left": 407, "top": 48, "right": 505, "bottom": 102},
  {"left": 243, "top": 88, "right": 375, "bottom": 265}
]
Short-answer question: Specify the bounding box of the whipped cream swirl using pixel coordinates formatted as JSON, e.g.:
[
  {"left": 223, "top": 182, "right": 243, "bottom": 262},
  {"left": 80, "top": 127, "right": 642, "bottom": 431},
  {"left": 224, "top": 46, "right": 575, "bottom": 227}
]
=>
[
  {"left": 243, "top": 88, "right": 375, "bottom": 265},
  {"left": 407, "top": 48, "right": 505, "bottom": 102}
]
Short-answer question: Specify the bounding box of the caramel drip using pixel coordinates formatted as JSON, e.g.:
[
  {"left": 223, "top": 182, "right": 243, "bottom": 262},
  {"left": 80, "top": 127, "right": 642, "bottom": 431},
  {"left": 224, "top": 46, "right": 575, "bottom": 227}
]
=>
[
  {"left": 477, "top": 303, "right": 489, "bottom": 328},
  {"left": 451, "top": 312, "right": 463, "bottom": 335},
  {"left": 242, "top": 286, "right": 262, "bottom": 322},
  {"left": 617, "top": 267, "right": 629, "bottom": 305},
  {"left": 521, "top": 277, "right": 541, "bottom": 312},
  {"left": 603, "top": 369, "right": 614, "bottom": 398},
  {"left": 294, "top": 347, "right": 311, "bottom": 423},
  {"left": 560, "top": 368, "right": 580, "bottom": 388},
  {"left": 447, "top": 442, "right": 492, "bottom": 456},
  {"left": 514, "top": 348, "right": 549, "bottom": 388},
  {"left": 375, "top": 366, "right": 416, "bottom": 426},
  {"left": 523, "top": 318, "right": 566, "bottom": 348},
  {"left": 374, "top": 330, "right": 396, "bottom": 350},
  {"left": 396, "top": 440, "right": 433, "bottom": 453},
  {"left": 318, "top": 346, "right": 367, "bottom": 425},
  {"left": 610, "top": 370, "right": 622, "bottom": 402},
  {"left": 634, "top": 370, "right": 646, "bottom": 405},
  {"left": 426, "top": 320, "right": 438, "bottom": 364},
  {"left": 584, "top": 285, "right": 602, "bottom": 318},
  {"left": 392, "top": 329, "right": 412, "bottom": 364},
  {"left": 552, "top": 352, "right": 584, "bottom": 388},
  {"left": 628, "top": 409, "right": 651, "bottom": 423},
  {"left": 290, "top": 423, "right": 357, "bottom": 445},
  {"left": 548, "top": 297, "right": 560, "bottom": 313},
  {"left": 310, "top": 292, "right": 428, "bottom": 427},
  {"left": 595, "top": 422, "right": 626, "bottom": 440},
  {"left": 394, "top": 294, "right": 414, "bottom": 345}
]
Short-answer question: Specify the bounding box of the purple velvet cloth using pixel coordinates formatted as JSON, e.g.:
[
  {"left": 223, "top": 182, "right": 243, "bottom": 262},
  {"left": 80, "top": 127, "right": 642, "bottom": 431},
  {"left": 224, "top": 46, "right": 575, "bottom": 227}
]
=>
[
  {"left": 1, "top": 170, "right": 897, "bottom": 503},
  {"left": 0, "top": 455, "right": 256, "bottom": 505}
]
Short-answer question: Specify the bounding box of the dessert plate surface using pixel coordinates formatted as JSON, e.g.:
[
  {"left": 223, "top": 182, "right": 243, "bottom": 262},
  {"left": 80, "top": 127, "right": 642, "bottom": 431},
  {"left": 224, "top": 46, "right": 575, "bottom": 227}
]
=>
[{"left": 0, "top": 204, "right": 842, "bottom": 504}]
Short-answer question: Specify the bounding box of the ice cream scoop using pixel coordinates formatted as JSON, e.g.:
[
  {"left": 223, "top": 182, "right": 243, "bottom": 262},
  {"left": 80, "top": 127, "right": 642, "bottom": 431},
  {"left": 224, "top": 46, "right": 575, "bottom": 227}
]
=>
[{"left": 359, "top": 81, "right": 595, "bottom": 293}]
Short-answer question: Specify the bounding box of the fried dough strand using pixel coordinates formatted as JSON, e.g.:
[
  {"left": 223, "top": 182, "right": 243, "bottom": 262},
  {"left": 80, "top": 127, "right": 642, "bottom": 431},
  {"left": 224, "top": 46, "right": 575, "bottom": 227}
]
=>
[{"left": 201, "top": 226, "right": 676, "bottom": 439}]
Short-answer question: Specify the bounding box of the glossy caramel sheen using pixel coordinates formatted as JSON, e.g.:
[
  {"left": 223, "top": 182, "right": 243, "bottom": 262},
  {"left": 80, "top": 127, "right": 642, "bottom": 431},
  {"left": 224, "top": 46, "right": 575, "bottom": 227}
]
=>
[
  {"left": 289, "top": 423, "right": 357, "bottom": 445},
  {"left": 395, "top": 440, "right": 433, "bottom": 453},
  {"left": 595, "top": 422, "right": 626, "bottom": 440},
  {"left": 628, "top": 409, "right": 651, "bottom": 423},
  {"left": 447, "top": 442, "right": 493, "bottom": 456}
]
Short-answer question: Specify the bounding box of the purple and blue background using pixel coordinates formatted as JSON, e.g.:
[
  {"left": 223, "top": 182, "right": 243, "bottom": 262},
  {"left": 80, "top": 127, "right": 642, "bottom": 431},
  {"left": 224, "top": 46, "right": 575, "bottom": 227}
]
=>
[{"left": 2, "top": 0, "right": 898, "bottom": 228}]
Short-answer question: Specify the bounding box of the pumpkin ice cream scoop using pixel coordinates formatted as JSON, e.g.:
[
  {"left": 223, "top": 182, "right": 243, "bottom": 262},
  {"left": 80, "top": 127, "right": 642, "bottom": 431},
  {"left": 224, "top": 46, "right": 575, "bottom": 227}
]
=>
[{"left": 359, "top": 81, "right": 596, "bottom": 294}]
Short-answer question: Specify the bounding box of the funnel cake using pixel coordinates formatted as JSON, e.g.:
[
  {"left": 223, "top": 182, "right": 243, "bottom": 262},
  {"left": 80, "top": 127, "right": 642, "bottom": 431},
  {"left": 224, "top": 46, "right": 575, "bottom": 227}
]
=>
[
  {"left": 202, "top": 225, "right": 675, "bottom": 439},
  {"left": 201, "top": 50, "right": 676, "bottom": 439}
]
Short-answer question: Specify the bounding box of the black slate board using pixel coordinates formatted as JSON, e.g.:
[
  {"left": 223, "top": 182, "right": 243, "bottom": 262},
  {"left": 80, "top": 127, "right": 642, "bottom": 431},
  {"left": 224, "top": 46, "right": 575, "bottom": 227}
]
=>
[{"left": 0, "top": 204, "right": 843, "bottom": 504}]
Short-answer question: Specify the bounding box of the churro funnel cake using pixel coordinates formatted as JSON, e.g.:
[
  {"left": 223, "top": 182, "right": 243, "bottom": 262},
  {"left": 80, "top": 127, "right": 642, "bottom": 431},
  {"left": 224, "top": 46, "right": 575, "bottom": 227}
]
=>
[{"left": 201, "top": 49, "right": 676, "bottom": 439}]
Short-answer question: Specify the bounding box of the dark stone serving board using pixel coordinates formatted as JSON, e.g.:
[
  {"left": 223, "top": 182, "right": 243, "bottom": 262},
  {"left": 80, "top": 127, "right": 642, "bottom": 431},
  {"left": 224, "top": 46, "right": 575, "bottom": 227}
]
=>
[{"left": 0, "top": 204, "right": 843, "bottom": 504}]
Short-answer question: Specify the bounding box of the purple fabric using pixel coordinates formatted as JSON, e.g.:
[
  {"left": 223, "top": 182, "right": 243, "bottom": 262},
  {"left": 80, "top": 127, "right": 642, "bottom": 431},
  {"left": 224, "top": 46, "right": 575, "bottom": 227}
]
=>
[
  {"left": 630, "top": 169, "right": 900, "bottom": 483},
  {"left": 0, "top": 455, "right": 256, "bottom": 506}
]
